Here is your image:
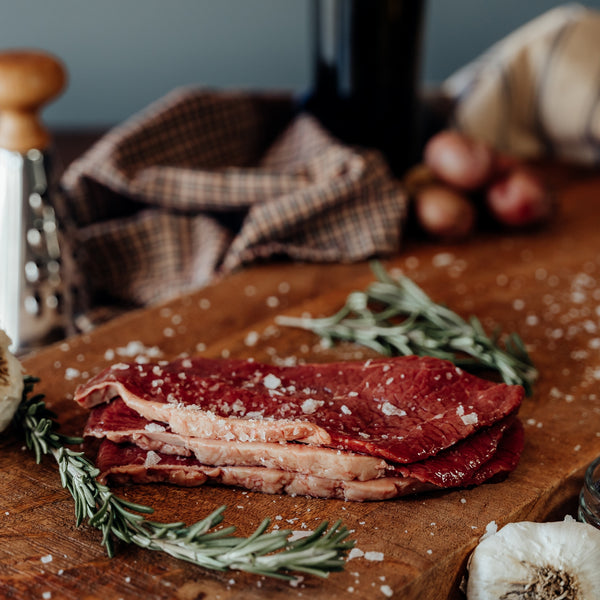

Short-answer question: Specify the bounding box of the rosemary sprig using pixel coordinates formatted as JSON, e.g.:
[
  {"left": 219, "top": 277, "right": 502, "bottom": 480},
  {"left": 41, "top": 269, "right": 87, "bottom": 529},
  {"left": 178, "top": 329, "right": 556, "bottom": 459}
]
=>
[
  {"left": 276, "top": 261, "right": 537, "bottom": 395},
  {"left": 14, "top": 376, "right": 354, "bottom": 579}
]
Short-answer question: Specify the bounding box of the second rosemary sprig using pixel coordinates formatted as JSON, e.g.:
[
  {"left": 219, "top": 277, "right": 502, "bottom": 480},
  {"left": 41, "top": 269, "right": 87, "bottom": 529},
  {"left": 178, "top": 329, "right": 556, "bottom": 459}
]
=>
[{"left": 276, "top": 261, "right": 537, "bottom": 395}]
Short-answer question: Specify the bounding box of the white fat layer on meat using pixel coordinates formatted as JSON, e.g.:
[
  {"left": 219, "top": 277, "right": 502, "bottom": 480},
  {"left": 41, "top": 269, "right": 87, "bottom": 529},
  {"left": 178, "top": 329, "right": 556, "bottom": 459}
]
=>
[
  {"left": 103, "top": 462, "right": 432, "bottom": 501},
  {"left": 100, "top": 427, "right": 388, "bottom": 481},
  {"left": 104, "top": 385, "right": 333, "bottom": 446}
]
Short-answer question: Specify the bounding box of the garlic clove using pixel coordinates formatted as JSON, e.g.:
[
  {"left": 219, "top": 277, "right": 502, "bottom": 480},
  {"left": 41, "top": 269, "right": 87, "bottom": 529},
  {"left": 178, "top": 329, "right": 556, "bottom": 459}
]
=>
[
  {"left": 467, "top": 517, "right": 600, "bottom": 599},
  {"left": 0, "top": 329, "right": 24, "bottom": 433}
]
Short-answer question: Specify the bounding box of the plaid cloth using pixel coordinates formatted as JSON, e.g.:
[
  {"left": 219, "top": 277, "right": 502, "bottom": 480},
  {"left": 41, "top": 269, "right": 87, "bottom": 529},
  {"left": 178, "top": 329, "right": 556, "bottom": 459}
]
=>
[{"left": 58, "top": 88, "right": 407, "bottom": 306}]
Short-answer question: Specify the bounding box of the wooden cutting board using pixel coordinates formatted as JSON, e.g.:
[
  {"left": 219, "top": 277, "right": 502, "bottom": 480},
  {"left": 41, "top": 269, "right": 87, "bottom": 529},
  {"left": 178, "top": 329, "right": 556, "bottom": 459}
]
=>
[{"left": 2, "top": 173, "right": 600, "bottom": 600}]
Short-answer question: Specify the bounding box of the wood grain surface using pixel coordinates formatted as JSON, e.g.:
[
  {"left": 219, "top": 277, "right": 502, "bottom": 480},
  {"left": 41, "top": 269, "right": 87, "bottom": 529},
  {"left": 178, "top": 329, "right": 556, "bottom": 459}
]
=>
[{"left": 2, "top": 173, "right": 600, "bottom": 599}]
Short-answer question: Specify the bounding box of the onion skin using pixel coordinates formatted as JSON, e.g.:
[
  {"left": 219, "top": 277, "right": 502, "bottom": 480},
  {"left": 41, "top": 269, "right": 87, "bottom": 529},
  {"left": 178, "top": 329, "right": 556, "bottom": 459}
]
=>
[
  {"left": 424, "top": 130, "right": 495, "bottom": 191},
  {"left": 486, "top": 168, "right": 554, "bottom": 227},
  {"left": 415, "top": 185, "right": 476, "bottom": 240}
]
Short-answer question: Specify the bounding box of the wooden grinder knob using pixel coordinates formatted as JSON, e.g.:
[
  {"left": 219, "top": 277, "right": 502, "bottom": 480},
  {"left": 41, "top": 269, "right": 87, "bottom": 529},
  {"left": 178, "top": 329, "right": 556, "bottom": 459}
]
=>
[{"left": 0, "top": 49, "right": 66, "bottom": 153}]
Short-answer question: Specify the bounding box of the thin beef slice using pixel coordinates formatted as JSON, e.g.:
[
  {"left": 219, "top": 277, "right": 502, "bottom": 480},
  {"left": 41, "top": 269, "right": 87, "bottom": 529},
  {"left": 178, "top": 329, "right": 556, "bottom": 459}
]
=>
[
  {"left": 74, "top": 355, "right": 524, "bottom": 464},
  {"left": 94, "top": 417, "right": 523, "bottom": 501}
]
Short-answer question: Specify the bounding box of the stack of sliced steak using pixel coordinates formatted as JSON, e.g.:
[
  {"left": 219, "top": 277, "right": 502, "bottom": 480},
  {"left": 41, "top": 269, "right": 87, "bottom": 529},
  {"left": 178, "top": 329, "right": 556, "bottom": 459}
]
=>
[{"left": 74, "top": 355, "right": 524, "bottom": 501}]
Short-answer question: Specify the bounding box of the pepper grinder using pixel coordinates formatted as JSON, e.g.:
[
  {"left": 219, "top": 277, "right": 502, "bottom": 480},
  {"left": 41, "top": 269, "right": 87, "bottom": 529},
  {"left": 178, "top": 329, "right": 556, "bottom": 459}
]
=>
[{"left": 0, "top": 49, "right": 69, "bottom": 353}]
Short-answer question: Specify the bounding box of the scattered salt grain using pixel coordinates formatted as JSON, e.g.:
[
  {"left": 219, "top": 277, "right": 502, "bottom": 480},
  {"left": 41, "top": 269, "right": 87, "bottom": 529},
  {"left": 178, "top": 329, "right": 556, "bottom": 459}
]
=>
[
  {"left": 117, "top": 341, "right": 162, "bottom": 358},
  {"left": 144, "top": 451, "right": 161, "bottom": 468},
  {"left": 145, "top": 423, "right": 166, "bottom": 433},
  {"left": 263, "top": 374, "right": 281, "bottom": 389},
  {"left": 163, "top": 327, "right": 175, "bottom": 338},
  {"left": 288, "top": 531, "right": 312, "bottom": 542},
  {"left": 244, "top": 285, "right": 257, "bottom": 297},
  {"left": 64, "top": 368, "right": 80, "bottom": 381},
  {"left": 432, "top": 252, "right": 454, "bottom": 267},
  {"left": 266, "top": 296, "right": 280, "bottom": 308},
  {"left": 364, "top": 551, "right": 384, "bottom": 562},
  {"left": 380, "top": 585, "right": 393, "bottom": 598},
  {"left": 481, "top": 520, "right": 498, "bottom": 541},
  {"left": 42, "top": 592, "right": 51, "bottom": 600},
  {"left": 460, "top": 412, "right": 478, "bottom": 426},
  {"left": 341, "top": 405, "right": 352, "bottom": 415},
  {"left": 199, "top": 298, "right": 211, "bottom": 310},
  {"left": 41, "top": 554, "right": 53, "bottom": 564},
  {"left": 244, "top": 331, "right": 259, "bottom": 347},
  {"left": 348, "top": 548, "right": 364, "bottom": 560},
  {"left": 381, "top": 402, "right": 406, "bottom": 417},
  {"left": 301, "top": 398, "right": 323, "bottom": 414}
]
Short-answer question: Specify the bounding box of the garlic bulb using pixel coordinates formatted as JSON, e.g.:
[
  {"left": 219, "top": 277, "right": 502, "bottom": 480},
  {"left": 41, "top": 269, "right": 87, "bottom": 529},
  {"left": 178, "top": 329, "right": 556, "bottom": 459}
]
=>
[
  {"left": 467, "top": 517, "right": 600, "bottom": 599},
  {"left": 0, "top": 329, "right": 23, "bottom": 432}
]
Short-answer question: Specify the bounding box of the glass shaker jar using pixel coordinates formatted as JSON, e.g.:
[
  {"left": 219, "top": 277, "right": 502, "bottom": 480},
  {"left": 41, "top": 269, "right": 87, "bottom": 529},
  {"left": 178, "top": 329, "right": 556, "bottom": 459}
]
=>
[{"left": 579, "top": 456, "right": 600, "bottom": 528}]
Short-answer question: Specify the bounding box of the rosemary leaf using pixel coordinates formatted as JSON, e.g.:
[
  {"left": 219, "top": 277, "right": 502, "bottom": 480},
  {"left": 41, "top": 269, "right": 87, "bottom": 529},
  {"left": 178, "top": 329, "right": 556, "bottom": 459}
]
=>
[
  {"left": 276, "top": 261, "right": 537, "bottom": 395},
  {"left": 13, "top": 377, "right": 354, "bottom": 579}
]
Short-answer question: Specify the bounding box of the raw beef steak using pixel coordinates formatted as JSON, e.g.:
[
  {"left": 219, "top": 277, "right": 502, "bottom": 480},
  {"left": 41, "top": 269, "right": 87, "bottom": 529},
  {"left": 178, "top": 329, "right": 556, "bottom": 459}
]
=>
[{"left": 75, "top": 355, "right": 523, "bottom": 464}]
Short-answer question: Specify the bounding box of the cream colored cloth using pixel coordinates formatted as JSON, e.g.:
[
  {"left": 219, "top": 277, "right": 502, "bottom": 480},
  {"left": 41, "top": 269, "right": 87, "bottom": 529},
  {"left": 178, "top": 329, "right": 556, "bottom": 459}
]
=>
[{"left": 444, "top": 4, "right": 600, "bottom": 165}]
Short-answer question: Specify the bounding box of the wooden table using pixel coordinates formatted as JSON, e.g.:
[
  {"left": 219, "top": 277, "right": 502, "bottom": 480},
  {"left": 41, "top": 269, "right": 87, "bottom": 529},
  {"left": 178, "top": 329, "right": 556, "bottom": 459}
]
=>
[{"left": 1, "top": 166, "right": 600, "bottom": 599}]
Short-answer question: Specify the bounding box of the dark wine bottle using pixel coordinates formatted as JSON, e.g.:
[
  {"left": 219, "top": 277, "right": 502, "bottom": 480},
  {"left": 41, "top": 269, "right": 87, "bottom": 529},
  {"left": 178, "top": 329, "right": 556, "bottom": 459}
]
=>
[{"left": 304, "top": 0, "right": 426, "bottom": 176}]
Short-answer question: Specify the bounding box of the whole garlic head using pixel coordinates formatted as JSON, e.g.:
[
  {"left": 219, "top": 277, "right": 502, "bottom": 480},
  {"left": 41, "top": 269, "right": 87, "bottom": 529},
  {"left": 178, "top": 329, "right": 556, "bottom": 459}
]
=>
[
  {"left": 0, "top": 329, "right": 24, "bottom": 432},
  {"left": 467, "top": 517, "right": 600, "bottom": 599}
]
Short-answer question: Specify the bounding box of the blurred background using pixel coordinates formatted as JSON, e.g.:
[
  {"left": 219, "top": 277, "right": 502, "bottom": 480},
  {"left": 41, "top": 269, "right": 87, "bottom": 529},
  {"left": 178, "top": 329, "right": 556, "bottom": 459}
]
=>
[{"left": 2, "top": 0, "right": 599, "bottom": 129}]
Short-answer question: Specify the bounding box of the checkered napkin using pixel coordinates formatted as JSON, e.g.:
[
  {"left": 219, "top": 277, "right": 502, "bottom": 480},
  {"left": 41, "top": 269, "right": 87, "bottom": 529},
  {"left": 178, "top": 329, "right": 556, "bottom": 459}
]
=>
[
  {"left": 444, "top": 4, "right": 600, "bottom": 165},
  {"left": 58, "top": 88, "right": 407, "bottom": 306}
]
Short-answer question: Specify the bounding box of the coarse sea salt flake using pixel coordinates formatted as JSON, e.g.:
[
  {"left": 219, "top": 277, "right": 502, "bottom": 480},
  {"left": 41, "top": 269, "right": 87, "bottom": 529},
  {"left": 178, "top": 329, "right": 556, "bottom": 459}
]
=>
[
  {"left": 144, "top": 451, "right": 161, "bottom": 468},
  {"left": 364, "top": 551, "right": 384, "bottom": 562},
  {"left": 381, "top": 585, "right": 393, "bottom": 598},
  {"left": 301, "top": 398, "right": 323, "bottom": 414},
  {"left": 41, "top": 554, "right": 53, "bottom": 564},
  {"left": 341, "top": 405, "right": 352, "bottom": 415},
  {"left": 244, "top": 331, "right": 259, "bottom": 347},
  {"left": 460, "top": 412, "right": 478, "bottom": 426},
  {"left": 481, "top": 520, "right": 498, "bottom": 540},
  {"left": 348, "top": 548, "right": 364, "bottom": 560},
  {"left": 64, "top": 368, "right": 80, "bottom": 381},
  {"left": 288, "top": 530, "right": 312, "bottom": 542},
  {"left": 263, "top": 374, "right": 281, "bottom": 389},
  {"left": 381, "top": 402, "right": 406, "bottom": 417},
  {"left": 145, "top": 423, "right": 166, "bottom": 433}
]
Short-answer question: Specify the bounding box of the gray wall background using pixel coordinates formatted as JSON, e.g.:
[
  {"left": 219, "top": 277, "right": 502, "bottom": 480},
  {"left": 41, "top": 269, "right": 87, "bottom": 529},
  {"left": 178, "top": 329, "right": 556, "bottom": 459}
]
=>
[{"left": 1, "top": 1, "right": 598, "bottom": 128}]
